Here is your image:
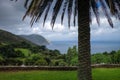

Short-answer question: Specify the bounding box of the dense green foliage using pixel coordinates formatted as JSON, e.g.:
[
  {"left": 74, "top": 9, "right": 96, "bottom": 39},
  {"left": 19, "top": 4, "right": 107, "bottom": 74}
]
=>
[
  {"left": 91, "top": 50, "right": 120, "bottom": 64},
  {"left": 0, "top": 29, "right": 120, "bottom": 66},
  {"left": 0, "top": 29, "right": 34, "bottom": 45},
  {"left": 0, "top": 42, "right": 120, "bottom": 66},
  {"left": 0, "top": 42, "right": 65, "bottom": 66},
  {"left": 0, "top": 68, "right": 120, "bottom": 80},
  {"left": 66, "top": 46, "right": 78, "bottom": 66},
  {"left": 0, "top": 27, "right": 120, "bottom": 66}
]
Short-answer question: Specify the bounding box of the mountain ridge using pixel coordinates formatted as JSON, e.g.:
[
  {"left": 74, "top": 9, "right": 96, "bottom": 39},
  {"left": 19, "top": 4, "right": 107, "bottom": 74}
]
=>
[
  {"left": 0, "top": 29, "right": 49, "bottom": 46},
  {"left": 19, "top": 34, "right": 49, "bottom": 46},
  {"left": 0, "top": 29, "right": 33, "bottom": 45}
]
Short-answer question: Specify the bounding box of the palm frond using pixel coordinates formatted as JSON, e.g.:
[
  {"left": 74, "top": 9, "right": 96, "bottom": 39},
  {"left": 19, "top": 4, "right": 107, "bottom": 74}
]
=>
[
  {"left": 105, "top": 0, "right": 116, "bottom": 15},
  {"left": 24, "top": 0, "right": 29, "bottom": 9},
  {"left": 23, "top": 0, "right": 36, "bottom": 21},
  {"left": 43, "top": 0, "right": 53, "bottom": 26},
  {"left": 73, "top": 0, "right": 78, "bottom": 26},
  {"left": 100, "top": 0, "right": 113, "bottom": 27},
  {"left": 22, "top": 0, "right": 120, "bottom": 28},
  {"left": 61, "top": 0, "right": 68, "bottom": 25},
  {"left": 68, "top": 0, "right": 74, "bottom": 27},
  {"left": 51, "top": 0, "right": 63, "bottom": 28},
  {"left": 91, "top": 0, "right": 100, "bottom": 25},
  {"left": 35, "top": 0, "right": 50, "bottom": 22},
  {"left": 105, "top": 0, "right": 120, "bottom": 20}
]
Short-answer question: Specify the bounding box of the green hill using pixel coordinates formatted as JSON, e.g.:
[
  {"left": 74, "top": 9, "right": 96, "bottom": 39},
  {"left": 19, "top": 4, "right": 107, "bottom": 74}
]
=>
[
  {"left": 20, "top": 34, "right": 49, "bottom": 46},
  {"left": 0, "top": 29, "right": 65, "bottom": 66},
  {"left": 0, "top": 29, "right": 35, "bottom": 45}
]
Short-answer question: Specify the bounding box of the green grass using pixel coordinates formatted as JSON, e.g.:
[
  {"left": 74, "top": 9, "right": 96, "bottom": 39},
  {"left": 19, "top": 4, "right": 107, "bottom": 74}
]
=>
[
  {"left": 0, "top": 68, "right": 120, "bottom": 80},
  {"left": 93, "top": 68, "right": 120, "bottom": 80},
  {"left": 15, "top": 48, "right": 30, "bottom": 57}
]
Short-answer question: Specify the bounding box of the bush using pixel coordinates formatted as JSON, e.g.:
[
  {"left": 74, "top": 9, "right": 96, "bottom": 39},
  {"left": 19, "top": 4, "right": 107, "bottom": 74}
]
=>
[
  {"left": 59, "top": 61, "right": 67, "bottom": 66},
  {"left": 0, "top": 56, "right": 4, "bottom": 65},
  {"left": 4, "top": 58, "right": 23, "bottom": 66},
  {"left": 35, "top": 59, "right": 47, "bottom": 66},
  {"left": 24, "top": 58, "right": 34, "bottom": 65},
  {"left": 52, "top": 59, "right": 66, "bottom": 66}
]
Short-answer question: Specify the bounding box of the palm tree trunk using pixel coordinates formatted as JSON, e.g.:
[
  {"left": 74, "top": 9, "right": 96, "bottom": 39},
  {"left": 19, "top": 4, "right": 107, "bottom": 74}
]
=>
[{"left": 78, "top": 0, "right": 92, "bottom": 80}]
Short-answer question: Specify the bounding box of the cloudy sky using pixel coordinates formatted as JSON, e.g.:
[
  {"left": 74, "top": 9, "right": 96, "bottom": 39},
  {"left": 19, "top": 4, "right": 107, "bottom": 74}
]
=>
[{"left": 0, "top": 0, "right": 120, "bottom": 41}]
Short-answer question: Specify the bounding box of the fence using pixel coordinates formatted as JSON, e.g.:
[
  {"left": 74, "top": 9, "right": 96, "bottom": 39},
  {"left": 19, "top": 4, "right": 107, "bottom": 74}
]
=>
[{"left": 0, "top": 64, "right": 120, "bottom": 71}]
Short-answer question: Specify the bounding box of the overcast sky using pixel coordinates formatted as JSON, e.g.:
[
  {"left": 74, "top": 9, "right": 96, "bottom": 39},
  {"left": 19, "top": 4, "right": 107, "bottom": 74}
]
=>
[{"left": 0, "top": 0, "right": 120, "bottom": 41}]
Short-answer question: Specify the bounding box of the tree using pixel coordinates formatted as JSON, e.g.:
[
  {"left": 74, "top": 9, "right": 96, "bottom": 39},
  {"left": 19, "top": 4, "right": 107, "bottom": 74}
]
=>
[
  {"left": 66, "top": 47, "right": 72, "bottom": 65},
  {"left": 91, "top": 53, "right": 107, "bottom": 64},
  {"left": 15, "top": 0, "right": 120, "bottom": 80},
  {"left": 66, "top": 46, "right": 78, "bottom": 66},
  {"left": 114, "top": 50, "right": 120, "bottom": 64},
  {"left": 110, "top": 50, "right": 116, "bottom": 64},
  {"left": 72, "top": 46, "right": 78, "bottom": 56},
  {"left": 35, "top": 59, "right": 47, "bottom": 66},
  {"left": 0, "top": 55, "right": 4, "bottom": 65},
  {"left": 44, "top": 57, "right": 51, "bottom": 65}
]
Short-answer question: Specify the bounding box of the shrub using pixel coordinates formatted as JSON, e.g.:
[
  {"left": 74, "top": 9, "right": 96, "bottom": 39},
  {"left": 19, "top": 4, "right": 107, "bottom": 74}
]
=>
[{"left": 34, "top": 59, "right": 47, "bottom": 66}]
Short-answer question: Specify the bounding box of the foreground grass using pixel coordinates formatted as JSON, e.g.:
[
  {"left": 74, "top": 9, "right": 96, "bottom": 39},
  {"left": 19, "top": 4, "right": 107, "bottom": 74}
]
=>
[
  {"left": 93, "top": 68, "right": 120, "bottom": 80},
  {"left": 0, "top": 68, "right": 120, "bottom": 80}
]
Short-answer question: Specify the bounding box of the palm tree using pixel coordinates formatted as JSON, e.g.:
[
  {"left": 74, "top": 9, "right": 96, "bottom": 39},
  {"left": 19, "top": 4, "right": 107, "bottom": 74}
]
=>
[{"left": 21, "top": 0, "right": 120, "bottom": 80}]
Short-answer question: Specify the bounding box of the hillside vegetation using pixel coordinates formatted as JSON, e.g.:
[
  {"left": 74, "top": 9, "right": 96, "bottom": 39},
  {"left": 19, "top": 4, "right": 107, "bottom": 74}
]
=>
[
  {"left": 0, "top": 42, "right": 120, "bottom": 66},
  {"left": 0, "top": 29, "right": 120, "bottom": 66},
  {"left": 0, "top": 29, "right": 33, "bottom": 45},
  {"left": 0, "top": 29, "right": 64, "bottom": 66},
  {"left": 0, "top": 68, "right": 120, "bottom": 80}
]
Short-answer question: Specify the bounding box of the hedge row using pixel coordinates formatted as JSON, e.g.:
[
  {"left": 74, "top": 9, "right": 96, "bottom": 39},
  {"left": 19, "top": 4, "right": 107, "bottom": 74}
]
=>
[
  {"left": 92, "top": 64, "right": 120, "bottom": 68},
  {"left": 0, "top": 66, "right": 77, "bottom": 71},
  {"left": 0, "top": 64, "right": 120, "bottom": 71}
]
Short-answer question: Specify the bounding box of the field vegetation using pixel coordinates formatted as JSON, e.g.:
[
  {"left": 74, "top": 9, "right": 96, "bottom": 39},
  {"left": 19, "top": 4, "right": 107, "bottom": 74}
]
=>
[
  {"left": 0, "top": 41, "right": 120, "bottom": 66},
  {"left": 0, "top": 68, "right": 120, "bottom": 80}
]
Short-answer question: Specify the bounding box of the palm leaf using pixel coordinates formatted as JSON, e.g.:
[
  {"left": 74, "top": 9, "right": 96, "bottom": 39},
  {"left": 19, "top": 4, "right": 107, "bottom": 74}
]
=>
[
  {"left": 68, "top": 0, "right": 73, "bottom": 27},
  {"left": 24, "top": 0, "right": 29, "bottom": 9},
  {"left": 43, "top": 0, "right": 53, "bottom": 27},
  {"left": 22, "top": 0, "right": 120, "bottom": 28},
  {"left": 61, "top": 0, "right": 68, "bottom": 24},
  {"left": 73, "top": 0, "right": 77, "bottom": 26},
  {"left": 91, "top": 0, "right": 100, "bottom": 25},
  {"left": 35, "top": 0, "right": 50, "bottom": 22},
  {"left": 100, "top": 0, "right": 113, "bottom": 27},
  {"left": 51, "top": 0, "right": 63, "bottom": 28}
]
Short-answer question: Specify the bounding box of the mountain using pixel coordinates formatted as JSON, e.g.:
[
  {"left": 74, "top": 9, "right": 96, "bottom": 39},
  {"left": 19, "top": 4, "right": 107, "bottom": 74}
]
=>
[
  {"left": 0, "top": 29, "right": 33, "bottom": 45},
  {"left": 19, "top": 34, "right": 49, "bottom": 46}
]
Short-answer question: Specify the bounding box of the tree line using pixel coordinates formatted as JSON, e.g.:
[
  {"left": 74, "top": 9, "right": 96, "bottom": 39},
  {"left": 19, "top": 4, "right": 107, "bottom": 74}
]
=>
[
  {"left": 0, "top": 43, "right": 120, "bottom": 66},
  {"left": 91, "top": 50, "right": 120, "bottom": 64}
]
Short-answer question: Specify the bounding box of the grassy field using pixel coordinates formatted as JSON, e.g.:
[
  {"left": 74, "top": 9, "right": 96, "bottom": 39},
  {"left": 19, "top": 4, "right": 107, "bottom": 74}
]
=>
[
  {"left": 15, "top": 48, "right": 30, "bottom": 57},
  {"left": 0, "top": 68, "right": 120, "bottom": 80}
]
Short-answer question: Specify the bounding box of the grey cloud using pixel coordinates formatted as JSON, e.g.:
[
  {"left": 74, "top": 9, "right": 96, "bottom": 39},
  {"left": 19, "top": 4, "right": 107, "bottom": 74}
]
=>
[
  {"left": 0, "top": 0, "right": 120, "bottom": 41},
  {"left": 0, "top": 0, "right": 26, "bottom": 26}
]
